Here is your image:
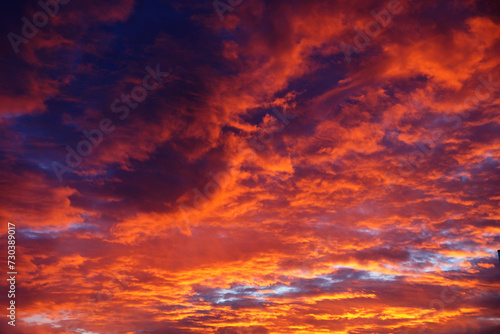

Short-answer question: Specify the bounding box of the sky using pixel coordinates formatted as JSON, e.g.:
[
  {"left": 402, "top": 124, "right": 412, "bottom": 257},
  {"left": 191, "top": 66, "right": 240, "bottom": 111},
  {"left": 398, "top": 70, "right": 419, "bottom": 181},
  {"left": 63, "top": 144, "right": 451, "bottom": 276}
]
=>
[{"left": 0, "top": 0, "right": 499, "bottom": 333}]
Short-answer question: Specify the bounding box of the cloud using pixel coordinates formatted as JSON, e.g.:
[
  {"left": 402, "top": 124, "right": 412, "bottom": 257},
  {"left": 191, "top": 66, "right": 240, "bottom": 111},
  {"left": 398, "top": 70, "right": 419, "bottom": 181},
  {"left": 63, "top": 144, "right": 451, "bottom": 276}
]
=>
[{"left": 0, "top": 0, "right": 498, "bottom": 333}]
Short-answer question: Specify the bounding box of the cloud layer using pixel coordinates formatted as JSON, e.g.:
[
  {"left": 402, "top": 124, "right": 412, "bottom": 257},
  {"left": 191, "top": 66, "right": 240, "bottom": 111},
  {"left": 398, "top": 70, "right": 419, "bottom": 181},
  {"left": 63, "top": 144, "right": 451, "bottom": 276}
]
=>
[{"left": 0, "top": 0, "right": 499, "bottom": 333}]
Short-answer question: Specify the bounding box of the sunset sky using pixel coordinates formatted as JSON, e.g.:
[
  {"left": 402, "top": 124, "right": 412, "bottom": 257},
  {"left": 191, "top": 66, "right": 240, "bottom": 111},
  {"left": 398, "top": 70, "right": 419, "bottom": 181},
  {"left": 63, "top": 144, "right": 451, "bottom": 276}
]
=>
[{"left": 1, "top": 0, "right": 500, "bottom": 333}]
